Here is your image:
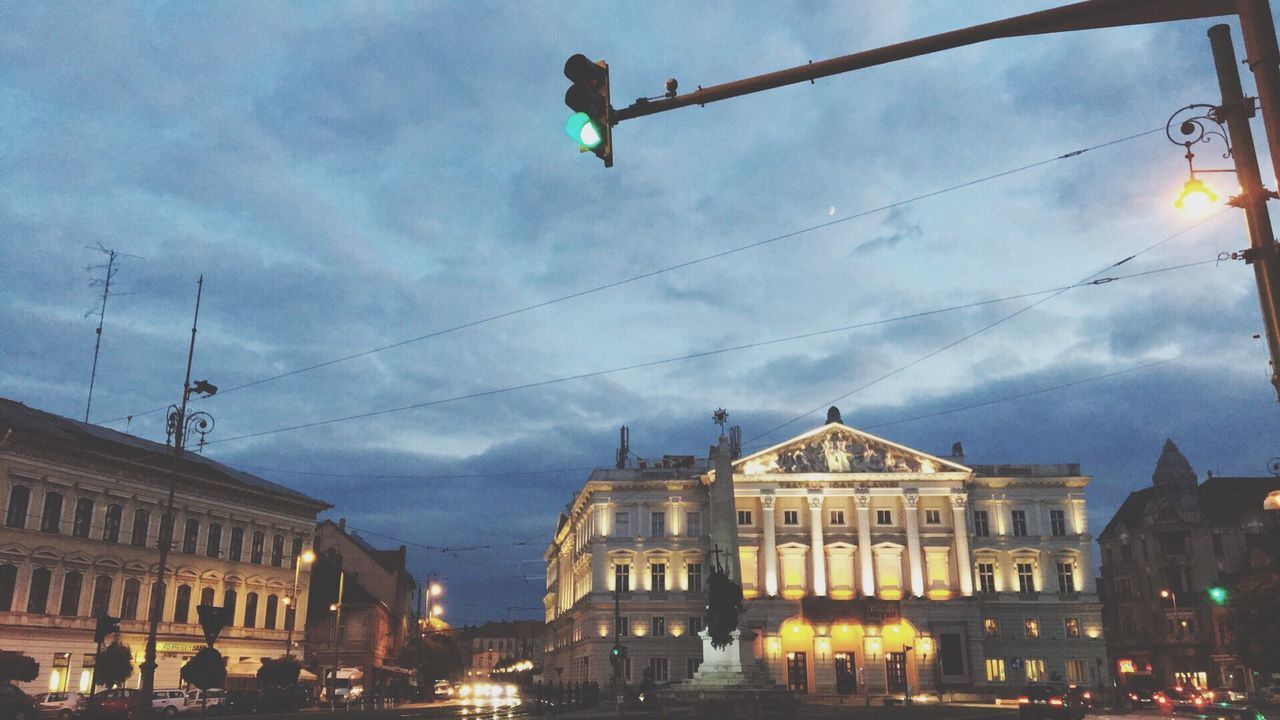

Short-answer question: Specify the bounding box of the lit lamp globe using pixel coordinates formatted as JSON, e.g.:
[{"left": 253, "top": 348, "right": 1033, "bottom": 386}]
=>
[{"left": 1174, "top": 177, "right": 1218, "bottom": 214}]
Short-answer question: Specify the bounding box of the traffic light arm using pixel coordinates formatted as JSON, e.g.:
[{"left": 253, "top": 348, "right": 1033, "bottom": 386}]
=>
[{"left": 611, "top": 0, "right": 1230, "bottom": 124}]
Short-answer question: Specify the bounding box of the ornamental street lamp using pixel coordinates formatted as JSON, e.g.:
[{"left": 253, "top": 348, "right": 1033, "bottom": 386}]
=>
[{"left": 283, "top": 549, "right": 316, "bottom": 657}]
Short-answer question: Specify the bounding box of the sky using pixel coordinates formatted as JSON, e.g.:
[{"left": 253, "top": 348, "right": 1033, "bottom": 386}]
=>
[{"left": 3, "top": 0, "right": 1280, "bottom": 627}]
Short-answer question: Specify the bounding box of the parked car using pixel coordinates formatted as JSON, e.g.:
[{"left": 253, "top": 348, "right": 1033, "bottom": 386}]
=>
[
  {"left": 1066, "top": 686, "right": 1096, "bottom": 711},
  {"left": 150, "top": 690, "right": 186, "bottom": 718},
  {"left": 1, "top": 684, "right": 40, "bottom": 720},
  {"left": 1262, "top": 686, "right": 1280, "bottom": 707},
  {"left": 183, "top": 689, "right": 225, "bottom": 714},
  {"left": 35, "top": 692, "right": 86, "bottom": 720},
  {"left": 85, "top": 689, "right": 147, "bottom": 719},
  {"left": 1127, "top": 681, "right": 1163, "bottom": 708},
  {"left": 222, "top": 690, "right": 260, "bottom": 716},
  {"left": 1018, "top": 683, "right": 1087, "bottom": 720},
  {"left": 1160, "top": 686, "right": 1211, "bottom": 712}
]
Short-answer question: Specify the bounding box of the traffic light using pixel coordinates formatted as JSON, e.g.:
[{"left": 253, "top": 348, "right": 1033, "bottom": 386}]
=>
[
  {"left": 94, "top": 614, "right": 120, "bottom": 645},
  {"left": 1208, "top": 586, "right": 1228, "bottom": 605},
  {"left": 563, "top": 53, "right": 613, "bottom": 167}
]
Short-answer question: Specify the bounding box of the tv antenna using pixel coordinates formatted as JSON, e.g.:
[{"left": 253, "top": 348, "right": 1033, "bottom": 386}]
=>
[{"left": 83, "top": 244, "right": 142, "bottom": 423}]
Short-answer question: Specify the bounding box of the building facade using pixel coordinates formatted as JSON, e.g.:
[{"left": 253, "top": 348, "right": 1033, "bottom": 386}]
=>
[
  {"left": 1098, "top": 439, "right": 1280, "bottom": 693},
  {"left": 0, "top": 398, "right": 330, "bottom": 693},
  {"left": 458, "top": 620, "right": 544, "bottom": 679},
  {"left": 544, "top": 415, "right": 1108, "bottom": 697}
]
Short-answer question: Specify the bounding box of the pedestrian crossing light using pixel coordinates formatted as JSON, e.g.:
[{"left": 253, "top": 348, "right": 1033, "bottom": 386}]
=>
[
  {"left": 1208, "top": 586, "right": 1228, "bottom": 605},
  {"left": 563, "top": 53, "right": 613, "bottom": 167}
]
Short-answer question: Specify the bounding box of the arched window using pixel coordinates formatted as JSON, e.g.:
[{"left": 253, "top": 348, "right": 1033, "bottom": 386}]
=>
[
  {"left": 200, "top": 586, "right": 215, "bottom": 607},
  {"left": 27, "top": 567, "right": 52, "bottom": 613},
  {"left": 59, "top": 571, "right": 83, "bottom": 616},
  {"left": 271, "top": 535, "right": 284, "bottom": 567},
  {"left": 224, "top": 589, "right": 238, "bottom": 625},
  {"left": 207, "top": 524, "right": 222, "bottom": 558},
  {"left": 243, "top": 592, "right": 259, "bottom": 628},
  {"left": 149, "top": 582, "right": 166, "bottom": 623},
  {"left": 40, "top": 492, "right": 63, "bottom": 533},
  {"left": 264, "top": 594, "right": 279, "bottom": 630},
  {"left": 91, "top": 576, "right": 113, "bottom": 617},
  {"left": 173, "top": 585, "right": 192, "bottom": 624},
  {"left": 5, "top": 485, "right": 29, "bottom": 528},
  {"left": 73, "top": 499, "right": 94, "bottom": 538},
  {"left": 103, "top": 505, "right": 123, "bottom": 543},
  {"left": 251, "top": 532, "right": 265, "bottom": 564},
  {"left": 131, "top": 509, "right": 150, "bottom": 547},
  {"left": 121, "top": 579, "right": 141, "bottom": 620},
  {"left": 0, "top": 565, "right": 16, "bottom": 611}
]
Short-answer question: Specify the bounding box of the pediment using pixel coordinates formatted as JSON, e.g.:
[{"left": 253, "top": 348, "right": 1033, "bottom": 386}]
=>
[{"left": 735, "top": 423, "right": 970, "bottom": 476}]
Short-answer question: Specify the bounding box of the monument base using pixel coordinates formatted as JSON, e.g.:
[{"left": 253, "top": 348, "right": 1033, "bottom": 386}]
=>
[{"left": 657, "top": 630, "right": 798, "bottom": 719}]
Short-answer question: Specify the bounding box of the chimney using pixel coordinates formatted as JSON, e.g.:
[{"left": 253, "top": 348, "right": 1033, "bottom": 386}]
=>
[{"left": 339, "top": 517, "right": 346, "bottom": 531}]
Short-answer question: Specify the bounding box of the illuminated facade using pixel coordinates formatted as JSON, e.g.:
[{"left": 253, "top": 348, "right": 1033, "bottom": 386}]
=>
[
  {"left": 544, "top": 416, "right": 1108, "bottom": 696},
  {"left": 0, "top": 398, "right": 329, "bottom": 694}
]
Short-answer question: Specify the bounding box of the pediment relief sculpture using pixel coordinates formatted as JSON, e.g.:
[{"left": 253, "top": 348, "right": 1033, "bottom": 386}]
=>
[{"left": 737, "top": 426, "right": 966, "bottom": 476}]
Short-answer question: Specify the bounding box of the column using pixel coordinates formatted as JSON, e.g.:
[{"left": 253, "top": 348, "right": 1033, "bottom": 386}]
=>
[
  {"left": 808, "top": 493, "right": 827, "bottom": 597},
  {"left": 761, "top": 493, "right": 779, "bottom": 597},
  {"left": 903, "top": 492, "right": 924, "bottom": 598},
  {"left": 950, "top": 492, "right": 974, "bottom": 597},
  {"left": 855, "top": 493, "right": 875, "bottom": 596},
  {"left": 1070, "top": 496, "right": 1087, "bottom": 535},
  {"left": 669, "top": 497, "right": 681, "bottom": 536}
]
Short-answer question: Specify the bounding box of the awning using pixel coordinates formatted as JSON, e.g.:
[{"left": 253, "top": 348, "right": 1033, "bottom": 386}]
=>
[
  {"left": 298, "top": 669, "right": 318, "bottom": 682},
  {"left": 226, "top": 660, "right": 262, "bottom": 678}
]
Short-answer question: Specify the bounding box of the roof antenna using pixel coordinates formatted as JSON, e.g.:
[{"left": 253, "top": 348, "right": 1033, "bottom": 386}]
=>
[{"left": 83, "top": 244, "right": 142, "bottom": 423}]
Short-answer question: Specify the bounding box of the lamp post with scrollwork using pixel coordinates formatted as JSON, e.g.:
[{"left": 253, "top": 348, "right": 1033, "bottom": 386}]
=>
[{"left": 138, "top": 276, "right": 217, "bottom": 719}]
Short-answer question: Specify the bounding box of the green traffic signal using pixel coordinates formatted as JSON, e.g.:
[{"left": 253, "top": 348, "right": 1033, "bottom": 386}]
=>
[
  {"left": 564, "top": 112, "right": 603, "bottom": 149},
  {"left": 1208, "top": 586, "right": 1228, "bottom": 605}
]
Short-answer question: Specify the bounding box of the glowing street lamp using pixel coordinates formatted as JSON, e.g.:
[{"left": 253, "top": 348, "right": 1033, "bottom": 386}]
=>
[
  {"left": 284, "top": 548, "right": 316, "bottom": 657},
  {"left": 1174, "top": 177, "right": 1219, "bottom": 212}
]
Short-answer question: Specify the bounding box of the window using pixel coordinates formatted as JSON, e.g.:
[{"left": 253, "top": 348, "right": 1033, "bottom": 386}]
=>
[
  {"left": 651, "top": 512, "right": 665, "bottom": 537},
  {"left": 27, "top": 567, "right": 51, "bottom": 613},
  {"left": 688, "top": 616, "right": 703, "bottom": 635},
  {"left": 148, "top": 583, "right": 166, "bottom": 623},
  {"left": 1016, "top": 561, "right": 1035, "bottom": 594},
  {"left": 685, "top": 511, "right": 701, "bottom": 536},
  {"left": 783, "top": 510, "right": 799, "bottom": 526},
  {"left": 615, "top": 511, "right": 630, "bottom": 537},
  {"left": 131, "top": 509, "right": 150, "bottom": 547},
  {"left": 229, "top": 527, "right": 244, "bottom": 561},
  {"left": 41, "top": 492, "right": 63, "bottom": 533},
  {"left": 737, "top": 510, "right": 752, "bottom": 526},
  {"left": 687, "top": 562, "right": 702, "bottom": 592},
  {"left": 0, "top": 565, "right": 17, "bottom": 611},
  {"left": 121, "top": 579, "right": 140, "bottom": 620},
  {"left": 173, "top": 585, "right": 192, "bottom": 624},
  {"left": 1011, "top": 510, "right": 1027, "bottom": 537},
  {"left": 876, "top": 509, "right": 892, "bottom": 525},
  {"left": 1065, "top": 658, "right": 1087, "bottom": 684},
  {"left": 615, "top": 563, "right": 630, "bottom": 593},
  {"left": 73, "top": 499, "right": 94, "bottom": 538},
  {"left": 830, "top": 510, "right": 846, "bottom": 525},
  {"left": 59, "top": 571, "right": 83, "bottom": 616},
  {"left": 250, "top": 531, "right": 265, "bottom": 564},
  {"left": 985, "top": 658, "right": 1006, "bottom": 682},
  {"left": 1025, "top": 659, "right": 1046, "bottom": 682},
  {"left": 89, "top": 573, "right": 113, "bottom": 614},
  {"left": 285, "top": 603, "right": 296, "bottom": 632},
  {"left": 1120, "top": 544, "right": 1133, "bottom": 563},
  {"left": 244, "top": 592, "right": 259, "bottom": 628},
  {"left": 1050, "top": 509, "right": 1067, "bottom": 536},
  {"left": 271, "top": 535, "right": 285, "bottom": 567},
  {"left": 103, "top": 505, "right": 122, "bottom": 543},
  {"left": 973, "top": 510, "right": 989, "bottom": 537},
  {"left": 157, "top": 514, "right": 174, "bottom": 550},
  {"left": 687, "top": 658, "right": 701, "bottom": 679},
  {"left": 183, "top": 519, "right": 200, "bottom": 555},
  {"left": 615, "top": 615, "right": 629, "bottom": 637},
  {"left": 1212, "top": 533, "right": 1224, "bottom": 557},
  {"left": 5, "top": 485, "right": 30, "bottom": 528},
  {"left": 977, "top": 562, "right": 996, "bottom": 594},
  {"left": 651, "top": 616, "right": 666, "bottom": 637},
  {"left": 651, "top": 563, "right": 667, "bottom": 592},
  {"left": 1056, "top": 561, "right": 1076, "bottom": 594},
  {"left": 223, "top": 590, "right": 237, "bottom": 626},
  {"left": 648, "top": 658, "right": 669, "bottom": 682},
  {"left": 1064, "top": 618, "right": 1080, "bottom": 638},
  {"left": 925, "top": 509, "right": 941, "bottom": 524},
  {"left": 983, "top": 618, "right": 999, "bottom": 637},
  {"left": 264, "top": 595, "right": 278, "bottom": 630},
  {"left": 207, "top": 524, "right": 222, "bottom": 558},
  {"left": 290, "top": 537, "right": 303, "bottom": 566},
  {"left": 50, "top": 653, "right": 70, "bottom": 692},
  {"left": 200, "top": 586, "right": 215, "bottom": 607},
  {"left": 1024, "top": 618, "right": 1040, "bottom": 639}
]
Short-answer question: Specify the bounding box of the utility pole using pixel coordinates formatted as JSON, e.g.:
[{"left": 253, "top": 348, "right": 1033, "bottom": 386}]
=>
[{"left": 1208, "top": 23, "right": 1280, "bottom": 399}]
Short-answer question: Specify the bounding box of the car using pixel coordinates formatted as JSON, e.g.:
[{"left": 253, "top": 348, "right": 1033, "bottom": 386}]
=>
[
  {"left": 1127, "top": 685, "right": 1162, "bottom": 708},
  {"left": 151, "top": 690, "right": 186, "bottom": 718},
  {"left": 1066, "top": 686, "right": 1096, "bottom": 711},
  {"left": 85, "top": 689, "right": 148, "bottom": 719},
  {"left": 1, "top": 684, "right": 40, "bottom": 720},
  {"left": 1263, "top": 687, "right": 1280, "bottom": 707},
  {"left": 1160, "top": 686, "right": 1212, "bottom": 712},
  {"left": 1018, "top": 683, "right": 1087, "bottom": 720},
  {"left": 222, "top": 690, "right": 260, "bottom": 716},
  {"left": 35, "top": 692, "right": 86, "bottom": 719},
  {"left": 183, "top": 689, "right": 225, "bottom": 714}
]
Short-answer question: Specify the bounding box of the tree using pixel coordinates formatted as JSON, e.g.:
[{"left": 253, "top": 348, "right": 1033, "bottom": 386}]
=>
[
  {"left": 399, "top": 633, "right": 462, "bottom": 687},
  {"left": 0, "top": 651, "right": 39, "bottom": 684},
  {"left": 95, "top": 642, "right": 134, "bottom": 689},
  {"left": 1223, "top": 569, "right": 1280, "bottom": 676},
  {"left": 256, "top": 657, "right": 301, "bottom": 690},
  {"left": 180, "top": 648, "right": 226, "bottom": 691}
]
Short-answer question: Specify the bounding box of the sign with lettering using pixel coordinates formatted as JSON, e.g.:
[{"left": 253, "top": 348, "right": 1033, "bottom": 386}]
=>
[{"left": 157, "top": 642, "right": 204, "bottom": 654}]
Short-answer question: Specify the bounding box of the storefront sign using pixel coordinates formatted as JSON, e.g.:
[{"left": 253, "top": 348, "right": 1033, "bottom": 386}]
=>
[{"left": 157, "top": 642, "right": 204, "bottom": 654}]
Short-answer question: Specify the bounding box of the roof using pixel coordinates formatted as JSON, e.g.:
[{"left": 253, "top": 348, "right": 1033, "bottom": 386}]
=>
[
  {"left": 1099, "top": 476, "right": 1280, "bottom": 540},
  {"left": 0, "top": 396, "right": 329, "bottom": 509},
  {"left": 456, "top": 620, "right": 543, "bottom": 640},
  {"left": 319, "top": 520, "right": 409, "bottom": 575}
]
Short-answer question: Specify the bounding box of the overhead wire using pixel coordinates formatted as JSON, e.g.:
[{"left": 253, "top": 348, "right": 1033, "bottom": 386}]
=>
[{"left": 96, "top": 126, "right": 1165, "bottom": 427}]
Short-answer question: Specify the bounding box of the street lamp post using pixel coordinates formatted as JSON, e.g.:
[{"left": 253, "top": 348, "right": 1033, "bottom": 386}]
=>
[
  {"left": 423, "top": 575, "right": 443, "bottom": 635},
  {"left": 283, "top": 549, "right": 316, "bottom": 657},
  {"left": 329, "top": 571, "right": 344, "bottom": 709},
  {"left": 138, "top": 276, "right": 217, "bottom": 720},
  {"left": 1160, "top": 589, "right": 1180, "bottom": 639}
]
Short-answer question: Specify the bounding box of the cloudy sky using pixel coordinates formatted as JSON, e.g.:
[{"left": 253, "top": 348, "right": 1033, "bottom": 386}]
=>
[{"left": 4, "top": 1, "right": 1280, "bottom": 626}]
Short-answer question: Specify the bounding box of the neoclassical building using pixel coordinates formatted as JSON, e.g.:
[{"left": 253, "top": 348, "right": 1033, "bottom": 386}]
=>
[
  {"left": 0, "top": 398, "right": 330, "bottom": 693},
  {"left": 544, "top": 414, "right": 1107, "bottom": 697}
]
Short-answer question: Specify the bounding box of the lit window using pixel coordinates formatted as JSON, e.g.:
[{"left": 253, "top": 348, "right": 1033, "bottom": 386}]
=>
[
  {"left": 985, "top": 658, "right": 1006, "bottom": 682},
  {"left": 1025, "top": 659, "right": 1046, "bottom": 682},
  {"left": 1025, "top": 619, "right": 1040, "bottom": 639},
  {"left": 1064, "top": 618, "right": 1080, "bottom": 638},
  {"left": 983, "top": 618, "right": 999, "bottom": 638}
]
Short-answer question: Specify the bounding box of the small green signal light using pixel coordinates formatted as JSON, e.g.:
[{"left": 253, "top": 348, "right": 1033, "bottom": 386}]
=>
[
  {"left": 1208, "top": 586, "right": 1227, "bottom": 605},
  {"left": 564, "top": 112, "right": 603, "bottom": 150}
]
